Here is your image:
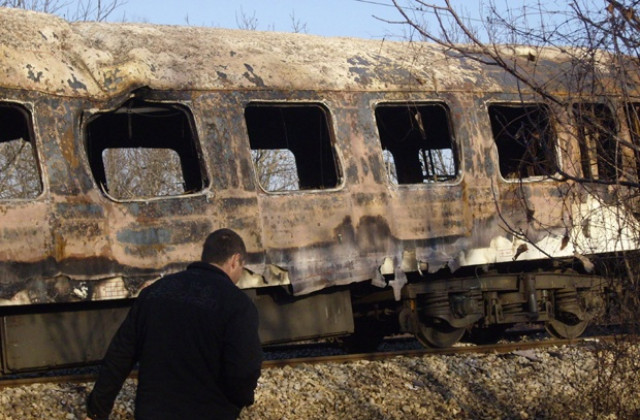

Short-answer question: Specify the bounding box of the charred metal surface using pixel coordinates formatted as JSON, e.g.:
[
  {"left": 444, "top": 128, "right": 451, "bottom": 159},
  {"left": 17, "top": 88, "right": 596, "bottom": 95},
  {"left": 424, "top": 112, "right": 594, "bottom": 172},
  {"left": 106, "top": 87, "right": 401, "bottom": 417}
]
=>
[{"left": 0, "top": 8, "right": 638, "bottom": 309}]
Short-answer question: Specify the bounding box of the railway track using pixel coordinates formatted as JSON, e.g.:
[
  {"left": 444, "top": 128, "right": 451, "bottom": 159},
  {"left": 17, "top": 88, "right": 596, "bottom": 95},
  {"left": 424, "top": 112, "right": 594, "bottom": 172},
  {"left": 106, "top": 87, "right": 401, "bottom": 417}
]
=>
[
  {"left": 263, "top": 335, "right": 611, "bottom": 368},
  {"left": 0, "top": 330, "right": 620, "bottom": 388}
]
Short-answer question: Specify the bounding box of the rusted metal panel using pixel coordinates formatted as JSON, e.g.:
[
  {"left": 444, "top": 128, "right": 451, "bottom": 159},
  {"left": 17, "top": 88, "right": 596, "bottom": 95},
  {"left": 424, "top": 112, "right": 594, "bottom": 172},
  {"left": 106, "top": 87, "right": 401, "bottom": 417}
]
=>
[
  {"left": 0, "top": 9, "right": 590, "bottom": 99},
  {"left": 2, "top": 8, "right": 636, "bottom": 99},
  {"left": 254, "top": 289, "right": 354, "bottom": 345},
  {"left": 1, "top": 307, "right": 128, "bottom": 372}
]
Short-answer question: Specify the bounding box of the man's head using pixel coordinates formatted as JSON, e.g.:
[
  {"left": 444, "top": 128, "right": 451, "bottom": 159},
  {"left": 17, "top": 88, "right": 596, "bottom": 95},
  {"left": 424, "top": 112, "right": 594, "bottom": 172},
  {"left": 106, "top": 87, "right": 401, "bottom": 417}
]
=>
[{"left": 201, "top": 228, "right": 247, "bottom": 284}]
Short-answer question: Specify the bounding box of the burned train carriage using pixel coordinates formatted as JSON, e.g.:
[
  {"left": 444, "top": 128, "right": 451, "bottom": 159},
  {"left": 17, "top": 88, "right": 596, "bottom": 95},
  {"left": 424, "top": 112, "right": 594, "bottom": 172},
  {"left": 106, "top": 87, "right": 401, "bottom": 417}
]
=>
[{"left": 0, "top": 7, "right": 638, "bottom": 373}]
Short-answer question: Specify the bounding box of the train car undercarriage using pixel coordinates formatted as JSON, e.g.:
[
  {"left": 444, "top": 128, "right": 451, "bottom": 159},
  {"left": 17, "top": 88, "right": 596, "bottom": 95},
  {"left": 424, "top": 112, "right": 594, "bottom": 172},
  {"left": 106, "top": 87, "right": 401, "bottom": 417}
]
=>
[
  {"left": 399, "top": 270, "right": 606, "bottom": 348},
  {"left": 346, "top": 257, "right": 613, "bottom": 350},
  {"left": 0, "top": 257, "right": 620, "bottom": 374}
]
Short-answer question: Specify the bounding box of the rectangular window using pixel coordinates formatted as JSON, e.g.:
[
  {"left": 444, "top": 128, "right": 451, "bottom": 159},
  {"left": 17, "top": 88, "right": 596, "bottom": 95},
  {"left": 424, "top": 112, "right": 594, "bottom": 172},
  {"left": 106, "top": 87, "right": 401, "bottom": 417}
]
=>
[
  {"left": 0, "top": 103, "right": 42, "bottom": 199},
  {"left": 624, "top": 103, "right": 640, "bottom": 182},
  {"left": 573, "top": 103, "right": 619, "bottom": 181},
  {"left": 375, "top": 103, "right": 457, "bottom": 185},
  {"left": 85, "top": 99, "right": 207, "bottom": 200},
  {"left": 245, "top": 103, "right": 340, "bottom": 192},
  {"left": 488, "top": 103, "right": 557, "bottom": 180}
]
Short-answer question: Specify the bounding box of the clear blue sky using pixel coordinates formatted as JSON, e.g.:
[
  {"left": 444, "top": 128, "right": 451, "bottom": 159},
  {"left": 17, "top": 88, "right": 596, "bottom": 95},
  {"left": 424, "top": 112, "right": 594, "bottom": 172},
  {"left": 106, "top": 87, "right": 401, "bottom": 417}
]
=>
[
  {"left": 103, "top": 1, "right": 574, "bottom": 41},
  {"left": 106, "top": 0, "right": 465, "bottom": 39}
]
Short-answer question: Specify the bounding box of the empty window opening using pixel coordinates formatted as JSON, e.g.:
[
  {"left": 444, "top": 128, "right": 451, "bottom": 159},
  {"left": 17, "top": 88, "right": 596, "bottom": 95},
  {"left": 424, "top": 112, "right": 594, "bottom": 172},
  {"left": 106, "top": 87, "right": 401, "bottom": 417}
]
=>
[
  {"left": 573, "top": 103, "right": 619, "bottom": 181},
  {"left": 375, "top": 103, "right": 457, "bottom": 185},
  {"left": 85, "top": 99, "right": 207, "bottom": 200},
  {"left": 488, "top": 104, "right": 557, "bottom": 180},
  {"left": 623, "top": 103, "right": 640, "bottom": 182},
  {"left": 245, "top": 103, "right": 340, "bottom": 192},
  {"left": 0, "top": 103, "right": 42, "bottom": 199}
]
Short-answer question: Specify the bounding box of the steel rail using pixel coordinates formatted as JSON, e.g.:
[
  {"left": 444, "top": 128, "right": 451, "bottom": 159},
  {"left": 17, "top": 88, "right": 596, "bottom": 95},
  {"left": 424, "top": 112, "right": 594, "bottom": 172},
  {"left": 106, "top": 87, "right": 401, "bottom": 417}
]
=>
[
  {"left": 262, "top": 335, "right": 618, "bottom": 368},
  {"left": 1, "top": 334, "right": 628, "bottom": 388}
]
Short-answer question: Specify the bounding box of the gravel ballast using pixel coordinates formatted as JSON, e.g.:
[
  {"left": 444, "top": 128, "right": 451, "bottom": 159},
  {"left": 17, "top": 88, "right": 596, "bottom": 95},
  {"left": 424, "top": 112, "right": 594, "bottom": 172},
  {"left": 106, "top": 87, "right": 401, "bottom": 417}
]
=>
[{"left": 1, "top": 342, "right": 639, "bottom": 419}]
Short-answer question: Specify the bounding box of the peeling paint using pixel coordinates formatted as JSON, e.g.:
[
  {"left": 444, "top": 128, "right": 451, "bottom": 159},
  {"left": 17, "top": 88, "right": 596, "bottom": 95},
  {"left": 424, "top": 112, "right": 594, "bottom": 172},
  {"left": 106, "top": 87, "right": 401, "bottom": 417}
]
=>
[
  {"left": 26, "top": 64, "right": 43, "bottom": 82},
  {"left": 242, "top": 64, "right": 265, "bottom": 87},
  {"left": 67, "top": 74, "right": 87, "bottom": 91}
]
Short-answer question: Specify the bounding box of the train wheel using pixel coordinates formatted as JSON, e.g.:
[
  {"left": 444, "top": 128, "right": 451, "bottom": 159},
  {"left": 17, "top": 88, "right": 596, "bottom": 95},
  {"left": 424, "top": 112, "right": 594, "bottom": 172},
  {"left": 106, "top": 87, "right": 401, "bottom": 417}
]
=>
[
  {"left": 545, "top": 318, "right": 588, "bottom": 339},
  {"left": 415, "top": 318, "right": 466, "bottom": 348}
]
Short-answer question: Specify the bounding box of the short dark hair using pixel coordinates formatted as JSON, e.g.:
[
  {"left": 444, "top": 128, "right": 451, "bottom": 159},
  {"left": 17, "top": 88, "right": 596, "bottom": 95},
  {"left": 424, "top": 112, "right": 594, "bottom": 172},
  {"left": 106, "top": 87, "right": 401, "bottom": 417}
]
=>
[{"left": 201, "top": 228, "right": 247, "bottom": 265}]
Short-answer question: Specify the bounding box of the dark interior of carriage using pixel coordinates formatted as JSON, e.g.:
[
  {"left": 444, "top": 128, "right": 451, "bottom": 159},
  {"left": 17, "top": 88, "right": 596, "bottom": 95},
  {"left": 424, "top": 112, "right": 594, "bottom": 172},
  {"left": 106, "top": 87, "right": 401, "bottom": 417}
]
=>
[
  {"left": 488, "top": 104, "right": 557, "bottom": 180},
  {"left": 244, "top": 103, "right": 340, "bottom": 192},
  {"left": 572, "top": 103, "right": 620, "bottom": 181},
  {"left": 85, "top": 99, "right": 206, "bottom": 199},
  {"left": 374, "top": 103, "right": 457, "bottom": 185}
]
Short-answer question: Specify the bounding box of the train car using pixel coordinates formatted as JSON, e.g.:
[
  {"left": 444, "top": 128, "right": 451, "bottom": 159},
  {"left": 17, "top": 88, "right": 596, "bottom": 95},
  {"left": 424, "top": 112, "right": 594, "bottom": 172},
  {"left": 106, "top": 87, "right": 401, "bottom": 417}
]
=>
[{"left": 0, "top": 7, "right": 638, "bottom": 373}]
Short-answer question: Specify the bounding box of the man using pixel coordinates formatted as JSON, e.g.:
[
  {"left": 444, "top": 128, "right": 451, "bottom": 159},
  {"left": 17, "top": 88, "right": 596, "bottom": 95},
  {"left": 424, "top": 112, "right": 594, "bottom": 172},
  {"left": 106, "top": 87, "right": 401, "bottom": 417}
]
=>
[{"left": 86, "top": 228, "right": 262, "bottom": 420}]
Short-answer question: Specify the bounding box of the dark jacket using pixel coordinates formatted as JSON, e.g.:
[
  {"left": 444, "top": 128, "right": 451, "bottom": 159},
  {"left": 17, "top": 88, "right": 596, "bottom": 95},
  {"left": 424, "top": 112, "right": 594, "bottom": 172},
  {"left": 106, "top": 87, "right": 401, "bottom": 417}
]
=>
[{"left": 87, "top": 262, "right": 263, "bottom": 420}]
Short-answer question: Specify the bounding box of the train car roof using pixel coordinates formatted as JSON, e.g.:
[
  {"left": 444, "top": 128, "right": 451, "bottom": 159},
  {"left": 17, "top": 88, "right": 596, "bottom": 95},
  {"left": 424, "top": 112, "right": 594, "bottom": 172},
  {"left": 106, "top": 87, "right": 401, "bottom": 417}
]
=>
[{"left": 0, "top": 7, "right": 627, "bottom": 99}]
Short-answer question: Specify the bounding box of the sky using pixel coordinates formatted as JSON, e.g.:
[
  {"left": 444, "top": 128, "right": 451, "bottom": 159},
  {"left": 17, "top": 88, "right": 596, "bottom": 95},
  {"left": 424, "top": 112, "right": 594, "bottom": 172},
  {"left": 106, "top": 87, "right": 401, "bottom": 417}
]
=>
[
  {"left": 91, "top": 0, "right": 582, "bottom": 43},
  {"left": 104, "top": 0, "right": 477, "bottom": 40}
]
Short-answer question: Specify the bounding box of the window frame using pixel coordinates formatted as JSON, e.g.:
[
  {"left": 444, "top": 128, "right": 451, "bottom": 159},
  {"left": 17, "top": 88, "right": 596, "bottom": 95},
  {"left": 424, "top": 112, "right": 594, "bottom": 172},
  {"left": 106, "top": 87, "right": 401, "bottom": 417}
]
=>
[
  {"left": 0, "top": 100, "right": 44, "bottom": 201},
  {"left": 244, "top": 101, "right": 344, "bottom": 194},
  {"left": 487, "top": 101, "right": 560, "bottom": 183},
  {"left": 373, "top": 100, "right": 460, "bottom": 188},
  {"left": 572, "top": 102, "right": 621, "bottom": 183},
  {"left": 624, "top": 102, "right": 640, "bottom": 183},
  {"left": 83, "top": 98, "right": 209, "bottom": 202}
]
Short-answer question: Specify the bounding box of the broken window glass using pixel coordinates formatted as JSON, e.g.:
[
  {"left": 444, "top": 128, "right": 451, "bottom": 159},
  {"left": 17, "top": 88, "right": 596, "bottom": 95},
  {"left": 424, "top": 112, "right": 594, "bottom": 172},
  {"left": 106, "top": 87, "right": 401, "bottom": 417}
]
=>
[
  {"left": 573, "top": 103, "right": 619, "bottom": 181},
  {"left": 85, "top": 99, "right": 207, "bottom": 199},
  {"left": 488, "top": 104, "right": 557, "bottom": 180},
  {"left": 375, "top": 103, "right": 457, "bottom": 185},
  {"left": 0, "top": 103, "right": 42, "bottom": 199},
  {"left": 245, "top": 103, "right": 340, "bottom": 192}
]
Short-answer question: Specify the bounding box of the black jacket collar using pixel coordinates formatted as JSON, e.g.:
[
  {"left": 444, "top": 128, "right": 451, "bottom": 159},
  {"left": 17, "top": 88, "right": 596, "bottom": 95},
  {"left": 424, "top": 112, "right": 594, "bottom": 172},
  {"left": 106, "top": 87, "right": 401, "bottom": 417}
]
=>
[{"left": 187, "top": 261, "right": 230, "bottom": 281}]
